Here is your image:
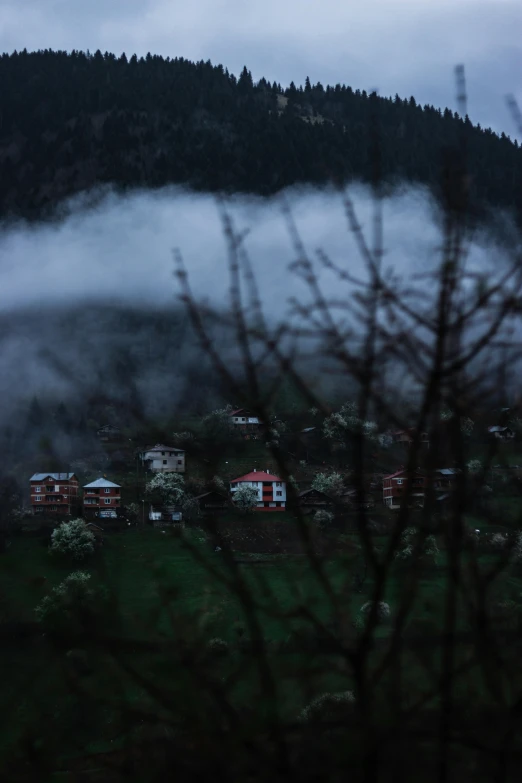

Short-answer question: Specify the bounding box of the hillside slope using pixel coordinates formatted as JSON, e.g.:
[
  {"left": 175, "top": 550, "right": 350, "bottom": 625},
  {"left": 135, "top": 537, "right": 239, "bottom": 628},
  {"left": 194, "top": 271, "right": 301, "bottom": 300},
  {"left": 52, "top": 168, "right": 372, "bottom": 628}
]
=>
[{"left": 0, "top": 49, "right": 520, "bottom": 222}]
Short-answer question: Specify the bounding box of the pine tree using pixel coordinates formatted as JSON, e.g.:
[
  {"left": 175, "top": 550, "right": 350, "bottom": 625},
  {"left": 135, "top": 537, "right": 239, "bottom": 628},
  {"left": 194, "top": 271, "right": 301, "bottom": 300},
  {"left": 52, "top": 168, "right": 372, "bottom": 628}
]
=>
[{"left": 238, "top": 66, "right": 253, "bottom": 93}]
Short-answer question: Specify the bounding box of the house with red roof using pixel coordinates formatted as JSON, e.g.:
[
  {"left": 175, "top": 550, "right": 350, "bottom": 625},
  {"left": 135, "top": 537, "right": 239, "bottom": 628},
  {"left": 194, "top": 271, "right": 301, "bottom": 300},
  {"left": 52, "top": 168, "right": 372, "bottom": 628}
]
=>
[
  {"left": 382, "top": 467, "right": 459, "bottom": 509},
  {"left": 230, "top": 469, "right": 286, "bottom": 511},
  {"left": 382, "top": 468, "right": 427, "bottom": 509}
]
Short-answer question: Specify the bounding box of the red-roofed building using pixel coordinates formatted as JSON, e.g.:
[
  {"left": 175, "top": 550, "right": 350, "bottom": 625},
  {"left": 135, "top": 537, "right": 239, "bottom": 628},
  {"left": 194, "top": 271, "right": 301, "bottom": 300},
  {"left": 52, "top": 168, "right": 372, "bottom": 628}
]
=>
[
  {"left": 230, "top": 469, "right": 286, "bottom": 511},
  {"left": 382, "top": 468, "right": 427, "bottom": 509},
  {"left": 382, "top": 467, "right": 458, "bottom": 509}
]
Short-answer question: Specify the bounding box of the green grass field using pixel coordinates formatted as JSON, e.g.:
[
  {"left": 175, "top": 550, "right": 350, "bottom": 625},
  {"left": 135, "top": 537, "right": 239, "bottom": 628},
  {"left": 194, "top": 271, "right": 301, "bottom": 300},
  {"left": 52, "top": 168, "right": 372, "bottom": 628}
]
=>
[{"left": 3, "top": 523, "right": 522, "bottom": 770}]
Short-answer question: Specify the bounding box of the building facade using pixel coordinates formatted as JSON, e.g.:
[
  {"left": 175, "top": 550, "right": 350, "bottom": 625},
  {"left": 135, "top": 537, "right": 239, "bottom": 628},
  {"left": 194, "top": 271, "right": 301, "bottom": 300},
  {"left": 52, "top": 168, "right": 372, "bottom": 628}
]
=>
[
  {"left": 383, "top": 468, "right": 458, "bottom": 509},
  {"left": 194, "top": 491, "right": 230, "bottom": 515},
  {"left": 229, "top": 409, "right": 263, "bottom": 432},
  {"left": 97, "top": 424, "right": 122, "bottom": 442},
  {"left": 297, "top": 488, "right": 334, "bottom": 515},
  {"left": 230, "top": 469, "right": 286, "bottom": 511},
  {"left": 382, "top": 469, "right": 427, "bottom": 509},
  {"left": 30, "top": 473, "right": 80, "bottom": 515},
  {"left": 83, "top": 477, "right": 121, "bottom": 517},
  {"left": 392, "top": 429, "right": 430, "bottom": 448},
  {"left": 149, "top": 506, "right": 183, "bottom": 525},
  {"left": 139, "top": 444, "right": 185, "bottom": 473}
]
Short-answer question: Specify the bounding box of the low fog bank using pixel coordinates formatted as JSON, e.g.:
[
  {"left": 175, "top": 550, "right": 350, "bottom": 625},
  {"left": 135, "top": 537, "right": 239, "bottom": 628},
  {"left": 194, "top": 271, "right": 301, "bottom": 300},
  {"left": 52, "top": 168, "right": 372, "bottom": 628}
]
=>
[
  {"left": 2, "top": 181, "right": 518, "bottom": 318},
  {"left": 0, "top": 182, "right": 520, "bottom": 475}
]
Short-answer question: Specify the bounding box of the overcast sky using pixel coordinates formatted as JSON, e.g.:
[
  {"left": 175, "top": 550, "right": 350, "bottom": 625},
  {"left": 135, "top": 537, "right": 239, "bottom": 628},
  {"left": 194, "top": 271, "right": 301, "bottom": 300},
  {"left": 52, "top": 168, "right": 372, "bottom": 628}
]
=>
[{"left": 1, "top": 0, "right": 520, "bottom": 138}]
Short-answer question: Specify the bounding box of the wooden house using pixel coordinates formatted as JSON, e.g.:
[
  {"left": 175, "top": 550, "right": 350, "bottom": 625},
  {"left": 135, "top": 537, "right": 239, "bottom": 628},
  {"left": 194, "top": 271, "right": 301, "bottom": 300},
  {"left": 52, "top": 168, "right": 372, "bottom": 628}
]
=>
[
  {"left": 194, "top": 491, "right": 230, "bottom": 515},
  {"left": 297, "top": 488, "right": 335, "bottom": 515}
]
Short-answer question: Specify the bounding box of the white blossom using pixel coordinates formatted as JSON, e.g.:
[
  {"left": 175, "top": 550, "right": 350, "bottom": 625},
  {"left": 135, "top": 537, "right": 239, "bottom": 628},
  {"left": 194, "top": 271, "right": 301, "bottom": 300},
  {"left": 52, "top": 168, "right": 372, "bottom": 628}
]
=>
[
  {"left": 50, "top": 520, "right": 95, "bottom": 561},
  {"left": 298, "top": 691, "right": 355, "bottom": 723},
  {"left": 360, "top": 601, "right": 391, "bottom": 621},
  {"left": 146, "top": 472, "right": 185, "bottom": 505},
  {"left": 467, "top": 459, "right": 482, "bottom": 475},
  {"left": 311, "top": 472, "right": 344, "bottom": 497},
  {"left": 232, "top": 485, "right": 259, "bottom": 512}
]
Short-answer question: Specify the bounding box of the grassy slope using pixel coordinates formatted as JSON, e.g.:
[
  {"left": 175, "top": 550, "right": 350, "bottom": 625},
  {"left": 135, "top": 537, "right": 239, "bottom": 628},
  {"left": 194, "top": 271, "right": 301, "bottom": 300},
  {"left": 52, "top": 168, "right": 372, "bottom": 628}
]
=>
[{"left": 3, "top": 525, "right": 522, "bottom": 764}]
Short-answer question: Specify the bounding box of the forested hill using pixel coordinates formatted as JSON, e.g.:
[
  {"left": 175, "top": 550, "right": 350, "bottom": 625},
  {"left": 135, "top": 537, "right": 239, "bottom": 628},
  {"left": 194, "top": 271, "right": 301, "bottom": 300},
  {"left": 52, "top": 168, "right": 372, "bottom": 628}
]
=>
[{"left": 0, "top": 48, "right": 520, "bottom": 222}]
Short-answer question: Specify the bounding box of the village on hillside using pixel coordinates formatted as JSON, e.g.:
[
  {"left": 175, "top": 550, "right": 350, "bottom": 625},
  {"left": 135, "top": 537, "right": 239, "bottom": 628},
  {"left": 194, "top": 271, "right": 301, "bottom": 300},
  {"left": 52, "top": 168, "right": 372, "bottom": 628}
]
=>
[{"left": 13, "top": 400, "right": 522, "bottom": 551}]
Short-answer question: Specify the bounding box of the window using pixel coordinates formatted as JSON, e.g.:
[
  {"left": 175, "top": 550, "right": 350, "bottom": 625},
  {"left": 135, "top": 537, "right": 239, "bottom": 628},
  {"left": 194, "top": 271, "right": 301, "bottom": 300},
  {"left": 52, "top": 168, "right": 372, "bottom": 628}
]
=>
[
  {"left": 161, "top": 452, "right": 165, "bottom": 456},
  {"left": 35, "top": 486, "right": 41, "bottom": 493},
  {"left": 276, "top": 491, "right": 282, "bottom": 497},
  {"left": 104, "top": 488, "right": 111, "bottom": 494},
  {"left": 35, "top": 496, "right": 41, "bottom": 501},
  {"left": 242, "top": 418, "right": 246, "bottom": 421},
  {"left": 163, "top": 460, "right": 167, "bottom": 465},
  {"left": 46, "top": 486, "right": 54, "bottom": 492},
  {"left": 104, "top": 499, "right": 111, "bottom": 505},
  {"left": 396, "top": 479, "right": 404, "bottom": 485},
  {"left": 177, "top": 460, "right": 182, "bottom": 465}
]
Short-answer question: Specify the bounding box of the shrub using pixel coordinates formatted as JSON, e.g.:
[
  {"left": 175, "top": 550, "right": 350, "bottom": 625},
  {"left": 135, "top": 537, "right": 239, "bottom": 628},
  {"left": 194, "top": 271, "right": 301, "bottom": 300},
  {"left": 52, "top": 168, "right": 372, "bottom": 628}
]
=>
[
  {"left": 206, "top": 637, "right": 229, "bottom": 656},
  {"left": 181, "top": 495, "right": 202, "bottom": 521},
  {"left": 395, "top": 527, "right": 439, "bottom": 563},
  {"left": 146, "top": 472, "right": 185, "bottom": 506},
  {"left": 232, "top": 485, "right": 259, "bottom": 512},
  {"left": 50, "top": 519, "right": 95, "bottom": 561},
  {"left": 467, "top": 459, "right": 482, "bottom": 475},
  {"left": 360, "top": 601, "right": 391, "bottom": 622},
  {"left": 311, "top": 472, "right": 344, "bottom": 498},
  {"left": 314, "top": 510, "right": 334, "bottom": 528},
  {"left": 34, "top": 571, "right": 103, "bottom": 630},
  {"left": 513, "top": 533, "right": 522, "bottom": 561},
  {"left": 491, "top": 532, "right": 508, "bottom": 550},
  {"left": 298, "top": 691, "right": 355, "bottom": 723}
]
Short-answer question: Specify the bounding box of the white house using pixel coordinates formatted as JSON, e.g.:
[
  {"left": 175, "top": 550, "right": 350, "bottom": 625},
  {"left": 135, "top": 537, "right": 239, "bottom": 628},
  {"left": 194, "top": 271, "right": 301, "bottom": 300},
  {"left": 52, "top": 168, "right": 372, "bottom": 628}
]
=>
[
  {"left": 139, "top": 444, "right": 185, "bottom": 473},
  {"left": 230, "top": 469, "right": 286, "bottom": 511},
  {"left": 228, "top": 409, "right": 263, "bottom": 432},
  {"left": 149, "top": 505, "right": 183, "bottom": 525}
]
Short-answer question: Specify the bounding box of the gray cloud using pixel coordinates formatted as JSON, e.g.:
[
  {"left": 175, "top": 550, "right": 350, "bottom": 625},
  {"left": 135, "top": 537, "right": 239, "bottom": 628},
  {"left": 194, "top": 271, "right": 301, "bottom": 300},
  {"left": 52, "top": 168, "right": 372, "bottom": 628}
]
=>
[
  {"left": 0, "top": 183, "right": 447, "bottom": 319},
  {"left": 0, "top": 0, "right": 520, "bottom": 137},
  {"left": 0, "top": 181, "right": 519, "bottom": 473}
]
